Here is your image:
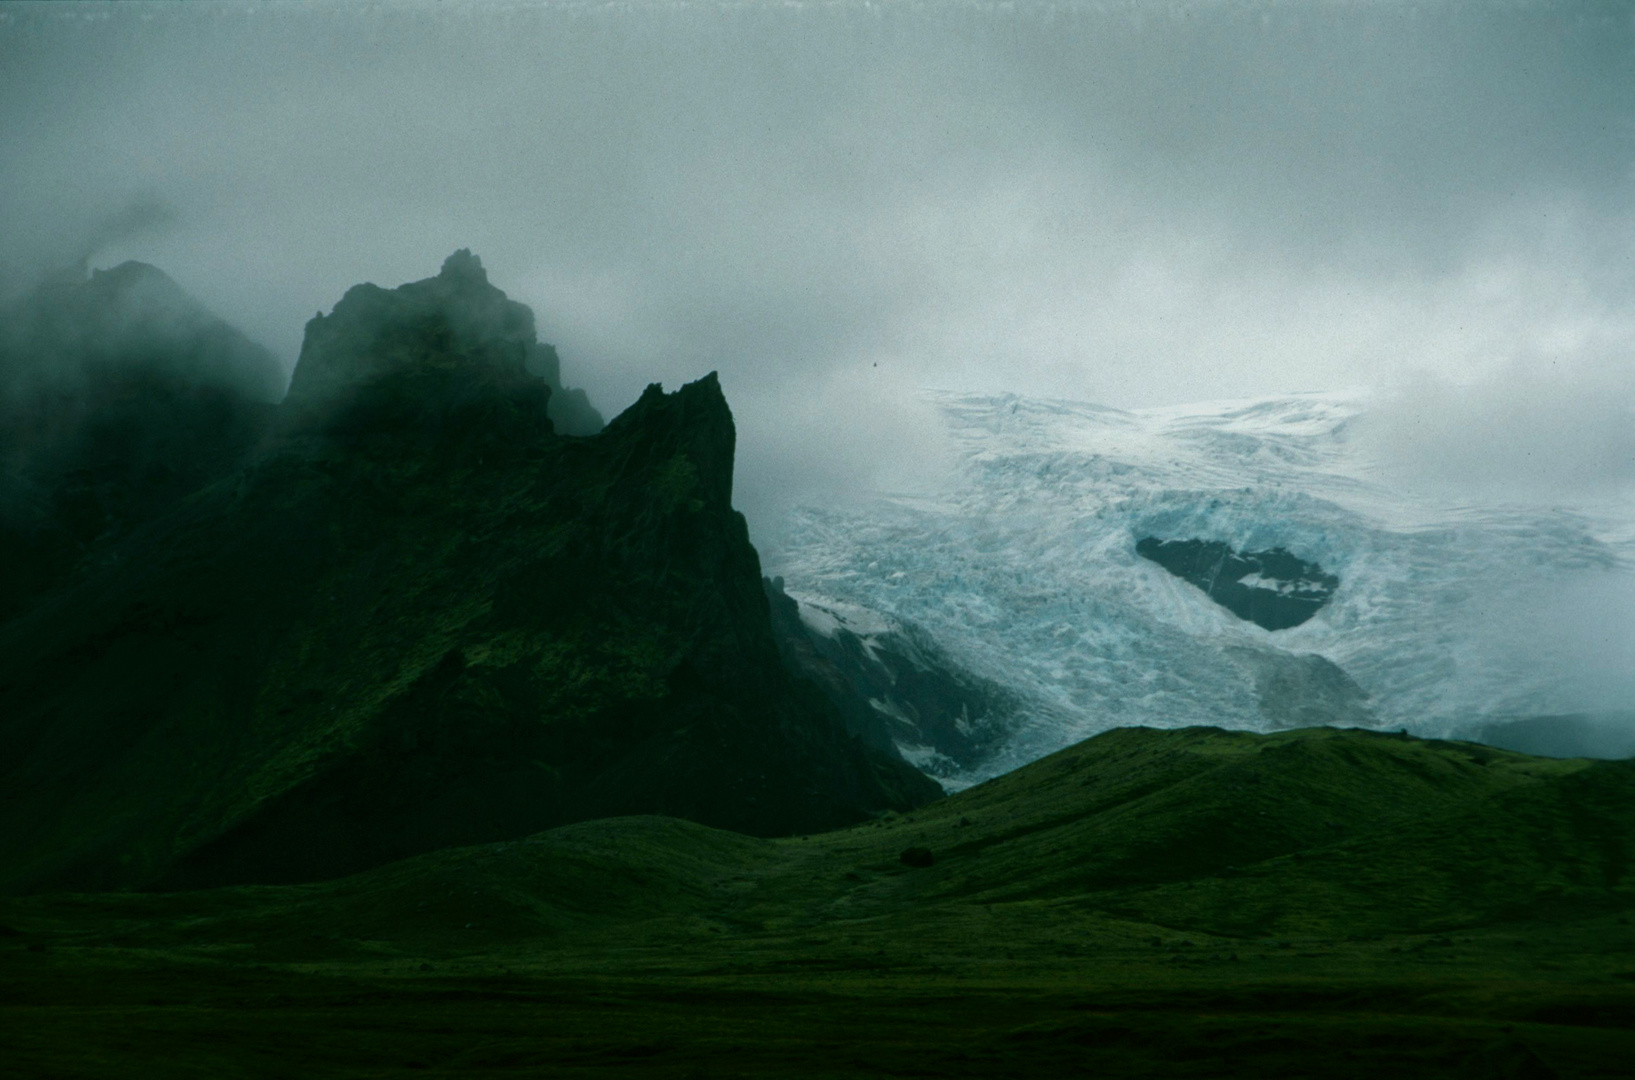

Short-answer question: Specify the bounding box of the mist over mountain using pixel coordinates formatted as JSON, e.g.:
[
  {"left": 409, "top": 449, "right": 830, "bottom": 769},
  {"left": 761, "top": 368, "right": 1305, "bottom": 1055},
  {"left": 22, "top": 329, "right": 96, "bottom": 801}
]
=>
[
  {"left": 4, "top": 2, "right": 1630, "bottom": 533},
  {"left": 1, "top": 259, "right": 283, "bottom": 402},
  {"left": 3, "top": 7, "right": 1633, "bottom": 1073},
  {"left": 0, "top": 261, "right": 282, "bottom": 622}
]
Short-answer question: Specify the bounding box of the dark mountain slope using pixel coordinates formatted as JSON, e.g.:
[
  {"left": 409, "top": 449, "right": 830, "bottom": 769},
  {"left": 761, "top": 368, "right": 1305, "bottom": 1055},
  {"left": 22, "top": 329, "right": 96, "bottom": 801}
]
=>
[
  {"left": 763, "top": 577, "right": 1021, "bottom": 776},
  {"left": 0, "top": 253, "right": 938, "bottom": 893}
]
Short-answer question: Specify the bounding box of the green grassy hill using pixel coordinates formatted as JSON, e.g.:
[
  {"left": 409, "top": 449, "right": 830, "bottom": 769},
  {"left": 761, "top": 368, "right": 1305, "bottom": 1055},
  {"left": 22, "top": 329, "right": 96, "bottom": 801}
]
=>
[{"left": 4, "top": 725, "right": 1631, "bottom": 1077}]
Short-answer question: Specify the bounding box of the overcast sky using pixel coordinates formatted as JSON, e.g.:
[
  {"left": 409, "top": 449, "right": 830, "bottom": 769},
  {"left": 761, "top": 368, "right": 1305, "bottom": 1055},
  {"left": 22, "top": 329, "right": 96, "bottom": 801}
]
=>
[{"left": 3, "top": 0, "right": 1632, "bottom": 519}]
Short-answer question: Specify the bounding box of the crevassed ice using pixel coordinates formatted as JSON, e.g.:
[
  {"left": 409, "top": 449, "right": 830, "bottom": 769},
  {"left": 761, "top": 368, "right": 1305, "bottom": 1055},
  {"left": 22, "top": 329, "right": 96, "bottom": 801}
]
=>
[{"left": 766, "top": 390, "right": 1635, "bottom": 787}]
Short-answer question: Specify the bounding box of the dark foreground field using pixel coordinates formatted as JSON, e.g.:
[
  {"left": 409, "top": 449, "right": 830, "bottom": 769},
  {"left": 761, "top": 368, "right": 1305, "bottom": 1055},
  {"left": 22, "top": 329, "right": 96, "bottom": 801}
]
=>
[{"left": 5, "top": 726, "right": 1633, "bottom": 1078}]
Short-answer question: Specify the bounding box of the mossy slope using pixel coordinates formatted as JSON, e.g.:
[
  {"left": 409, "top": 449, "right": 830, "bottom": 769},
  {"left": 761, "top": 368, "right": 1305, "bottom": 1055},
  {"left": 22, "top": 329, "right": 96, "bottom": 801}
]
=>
[
  {"left": 4, "top": 726, "right": 1631, "bottom": 1078},
  {"left": 16, "top": 726, "right": 1628, "bottom": 950}
]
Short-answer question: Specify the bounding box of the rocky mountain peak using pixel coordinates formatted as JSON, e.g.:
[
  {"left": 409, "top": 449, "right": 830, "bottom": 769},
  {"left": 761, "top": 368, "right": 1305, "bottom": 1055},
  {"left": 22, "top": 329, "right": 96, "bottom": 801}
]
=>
[
  {"left": 283, "top": 251, "right": 602, "bottom": 435},
  {"left": 437, "top": 247, "right": 487, "bottom": 284},
  {"left": 0, "top": 258, "right": 937, "bottom": 892},
  {"left": 604, "top": 373, "right": 736, "bottom": 511}
]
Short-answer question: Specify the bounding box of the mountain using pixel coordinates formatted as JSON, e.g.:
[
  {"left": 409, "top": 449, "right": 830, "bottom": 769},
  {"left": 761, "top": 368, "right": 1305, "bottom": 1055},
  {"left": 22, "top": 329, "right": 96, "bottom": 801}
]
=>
[
  {"left": 0, "top": 252, "right": 938, "bottom": 893},
  {"left": 3, "top": 262, "right": 1628, "bottom": 1078},
  {"left": 769, "top": 391, "right": 1635, "bottom": 785},
  {"left": 0, "top": 262, "right": 283, "bottom": 622}
]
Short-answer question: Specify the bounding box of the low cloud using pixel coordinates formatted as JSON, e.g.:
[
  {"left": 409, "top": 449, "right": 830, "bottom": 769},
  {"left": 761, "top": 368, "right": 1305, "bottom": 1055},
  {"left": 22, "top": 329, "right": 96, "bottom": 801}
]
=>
[
  {"left": 3, "top": 2, "right": 1633, "bottom": 524},
  {"left": 1358, "top": 349, "right": 1635, "bottom": 500},
  {"left": 0, "top": 192, "right": 178, "bottom": 301},
  {"left": 729, "top": 369, "right": 956, "bottom": 548},
  {"left": 75, "top": 193, "right": 178, "bottom": 270},
  {"left": 1539, "top": 573, "right": 1635, "bottom": 717}
]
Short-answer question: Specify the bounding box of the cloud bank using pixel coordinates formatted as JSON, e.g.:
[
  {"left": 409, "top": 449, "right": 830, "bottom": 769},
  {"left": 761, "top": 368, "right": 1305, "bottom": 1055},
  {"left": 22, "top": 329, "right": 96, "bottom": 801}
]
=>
[{"left": 2, "top": 0, "right": 1631, "bottom": 520}]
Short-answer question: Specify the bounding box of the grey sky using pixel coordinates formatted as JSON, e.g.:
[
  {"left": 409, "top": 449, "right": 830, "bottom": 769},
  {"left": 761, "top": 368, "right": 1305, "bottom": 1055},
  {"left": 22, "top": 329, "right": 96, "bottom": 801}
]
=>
[{"left": 3, "top": 0, "right": 1632, "bottom": 520}]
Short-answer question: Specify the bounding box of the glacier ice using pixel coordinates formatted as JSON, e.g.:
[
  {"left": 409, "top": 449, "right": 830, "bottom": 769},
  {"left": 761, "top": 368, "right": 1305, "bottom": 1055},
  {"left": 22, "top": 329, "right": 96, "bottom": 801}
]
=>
[{"left": 764, "top": 390, "right": 1635, "bottom": 786}]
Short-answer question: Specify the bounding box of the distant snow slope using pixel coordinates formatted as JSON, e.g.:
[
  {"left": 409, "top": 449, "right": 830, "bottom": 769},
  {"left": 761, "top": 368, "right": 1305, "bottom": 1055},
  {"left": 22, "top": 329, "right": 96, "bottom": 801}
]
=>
[{"left": 767, "top": 391, "right": 1635, "bottom": 787}]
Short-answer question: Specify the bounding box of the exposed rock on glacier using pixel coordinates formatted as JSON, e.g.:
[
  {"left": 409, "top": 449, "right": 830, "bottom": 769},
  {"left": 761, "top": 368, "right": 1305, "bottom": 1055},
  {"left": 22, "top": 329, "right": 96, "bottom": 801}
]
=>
[{"left": 1135, "top": 537, "right": 1338, "bottom": 630}]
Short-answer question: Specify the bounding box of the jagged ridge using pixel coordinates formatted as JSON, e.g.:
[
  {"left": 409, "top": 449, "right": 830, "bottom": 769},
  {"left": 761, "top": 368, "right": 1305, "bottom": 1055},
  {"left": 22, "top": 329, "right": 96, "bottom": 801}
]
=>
[{"left": 0, "top": 253, "right": 938, "bottom": 893}]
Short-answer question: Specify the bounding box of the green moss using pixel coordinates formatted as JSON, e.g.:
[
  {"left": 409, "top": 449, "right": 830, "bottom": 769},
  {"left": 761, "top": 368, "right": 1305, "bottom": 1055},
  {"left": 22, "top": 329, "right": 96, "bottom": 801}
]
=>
[
  {"left": 528, "top": 631, "right": 672, "bottom": 720},
  {"left": 652, "top": 452, "right": 704, "bottom": 514}
]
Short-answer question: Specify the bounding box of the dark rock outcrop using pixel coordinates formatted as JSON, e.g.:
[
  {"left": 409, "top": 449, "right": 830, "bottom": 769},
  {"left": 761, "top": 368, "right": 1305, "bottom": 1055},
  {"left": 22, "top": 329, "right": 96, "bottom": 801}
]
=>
[
  {"left": 1136, "top": 537, "right": 1338, "bottom": 630},
  {"left": 763, "top": 578, "right": 1018, "bottom": 779},
  {"left": 0, "top": 253, "right": 938, "bottom": 893}
]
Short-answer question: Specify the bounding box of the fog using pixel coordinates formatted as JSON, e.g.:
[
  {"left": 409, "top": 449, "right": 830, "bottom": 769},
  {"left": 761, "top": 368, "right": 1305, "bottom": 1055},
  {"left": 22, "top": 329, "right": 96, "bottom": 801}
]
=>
[
  {"left": 2, "top": 0, "right": 1632, "bottom": 524},
  {"left": 1360, "top": 348, "right": 1635, "bottom": 499}
]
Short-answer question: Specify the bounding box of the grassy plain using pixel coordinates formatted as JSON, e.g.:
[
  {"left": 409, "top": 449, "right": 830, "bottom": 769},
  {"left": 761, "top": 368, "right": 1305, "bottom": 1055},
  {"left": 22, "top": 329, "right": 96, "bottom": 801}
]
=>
[{"left": 4, "top": 726, "right": 1632, "bottom": 1077}]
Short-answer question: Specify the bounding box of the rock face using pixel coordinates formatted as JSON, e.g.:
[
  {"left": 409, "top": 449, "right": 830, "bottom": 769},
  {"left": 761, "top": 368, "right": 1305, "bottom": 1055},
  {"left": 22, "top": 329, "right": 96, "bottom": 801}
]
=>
[
  {"left": 1136, "top": 537, "right": 1338, "bottom": 631},
  {"left": 763, "top": 579, "right": 1018, "bottom": 779},
  {"left": 0, "top": 263, "right": 282, "bottom": 622},
  {"left": 0, "top": 253, "right": 938, "bottom": 893}
]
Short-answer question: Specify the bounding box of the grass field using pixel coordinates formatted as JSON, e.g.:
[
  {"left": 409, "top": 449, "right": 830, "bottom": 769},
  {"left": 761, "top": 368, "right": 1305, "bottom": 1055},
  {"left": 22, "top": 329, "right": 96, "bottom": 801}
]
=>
[{"left": 5, "top": 726, "right": 1632, "bottom": 1077}]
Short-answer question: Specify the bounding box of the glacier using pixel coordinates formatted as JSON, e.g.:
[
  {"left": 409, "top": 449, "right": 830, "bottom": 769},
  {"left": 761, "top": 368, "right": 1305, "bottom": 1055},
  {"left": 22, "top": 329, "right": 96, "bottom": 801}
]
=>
[{"left": 763, "top": 390, "right": 1635, "bottom": 788}]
